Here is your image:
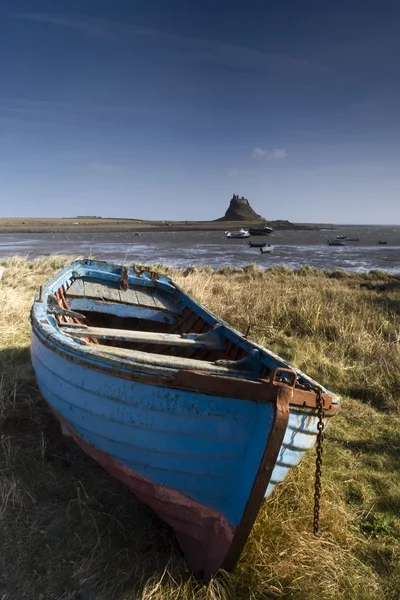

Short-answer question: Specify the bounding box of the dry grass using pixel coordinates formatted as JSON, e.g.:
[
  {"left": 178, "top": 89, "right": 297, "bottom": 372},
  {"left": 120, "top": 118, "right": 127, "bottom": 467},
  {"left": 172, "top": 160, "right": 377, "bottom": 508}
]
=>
[{"left": 0, "top": 257, "right": 399, "bottom": 599}]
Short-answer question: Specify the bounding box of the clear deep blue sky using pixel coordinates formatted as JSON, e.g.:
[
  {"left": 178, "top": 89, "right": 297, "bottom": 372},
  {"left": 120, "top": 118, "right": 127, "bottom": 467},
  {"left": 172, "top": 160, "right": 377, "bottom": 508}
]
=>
[{"left": 1, "top": 1, "right": 399, "bottom": 223}]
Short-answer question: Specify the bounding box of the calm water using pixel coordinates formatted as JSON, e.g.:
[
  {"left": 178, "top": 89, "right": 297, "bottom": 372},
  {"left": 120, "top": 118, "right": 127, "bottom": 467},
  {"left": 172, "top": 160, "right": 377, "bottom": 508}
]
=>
[{"left": 1, "top": 225, "right": 399, "bottom": 273}]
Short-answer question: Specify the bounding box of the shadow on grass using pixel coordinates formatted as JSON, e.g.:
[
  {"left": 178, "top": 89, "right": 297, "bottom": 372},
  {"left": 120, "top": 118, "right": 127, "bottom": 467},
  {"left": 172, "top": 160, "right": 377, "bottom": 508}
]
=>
[
  {"left": 371, "top": 294, "right": 400, "bottom": 318},
  {"left": 0, "top": 346, "right": 192, "bottom": 600},
  {"left": 343, "top": 386, "right": 390, "bottom": 412},
  {"left": 341, "top": 437, "right": 400, "bottom": 460},
  {"left": 330, "top": 432, "right": 400, "bottom": 520}
]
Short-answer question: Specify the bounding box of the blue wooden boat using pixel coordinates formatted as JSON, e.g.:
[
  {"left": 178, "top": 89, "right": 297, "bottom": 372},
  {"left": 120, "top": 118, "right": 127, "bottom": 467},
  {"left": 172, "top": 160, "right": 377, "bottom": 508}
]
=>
[{"left": 30, "top": 259, "right": 340, "bottom": 578}]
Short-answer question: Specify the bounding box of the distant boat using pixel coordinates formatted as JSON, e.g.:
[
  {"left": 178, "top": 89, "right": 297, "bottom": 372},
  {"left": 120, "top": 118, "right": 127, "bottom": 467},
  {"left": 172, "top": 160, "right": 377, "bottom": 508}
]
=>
[
  {"left": 378, "top": 241, "right": 388, "bottom": 245},
  {"left": 30, "top": 259, "right": 340, "bottom": 578},
  {"left": 249, "top": 241, "right": 266, "bottom": 248},
  {"left": 260, "top": 245, "right": 274, "bottom": 253},
  {"left": 225, "top": 229, "right": 250, "bottom": 239},
  {"left": 249, "top": 226, "right": 273, "bottom": 236},
  {"left": 336, "top": 235, "right": 347, "bottom": 240},
  {"left": 327, "top": 240, "right": 346, "bottom": 246}
]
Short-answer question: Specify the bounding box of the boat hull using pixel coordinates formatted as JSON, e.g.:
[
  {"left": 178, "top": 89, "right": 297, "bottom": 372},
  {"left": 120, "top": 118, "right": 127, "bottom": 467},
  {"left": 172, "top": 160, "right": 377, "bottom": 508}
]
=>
[
  {"left": 249, "top": 228, "right": 273, "bottom": 236},
  {"left": 31, "top": 330, "right": 288, "bottom": 577},
  {"left": 56, "top": 411, "right": 234, "bottom": 576}
]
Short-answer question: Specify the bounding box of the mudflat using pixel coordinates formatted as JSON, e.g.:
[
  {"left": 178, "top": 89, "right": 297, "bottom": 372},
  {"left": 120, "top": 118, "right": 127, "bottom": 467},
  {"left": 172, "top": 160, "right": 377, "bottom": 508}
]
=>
[{"left": 0, "top": 217, "right": 299, "bottom": 234}]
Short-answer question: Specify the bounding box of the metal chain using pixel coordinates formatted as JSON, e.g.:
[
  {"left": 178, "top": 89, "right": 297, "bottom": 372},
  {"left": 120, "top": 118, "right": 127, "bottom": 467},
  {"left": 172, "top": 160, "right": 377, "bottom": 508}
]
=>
[{"left": 313, "top": 388, "right": 325, "bottom": 535}]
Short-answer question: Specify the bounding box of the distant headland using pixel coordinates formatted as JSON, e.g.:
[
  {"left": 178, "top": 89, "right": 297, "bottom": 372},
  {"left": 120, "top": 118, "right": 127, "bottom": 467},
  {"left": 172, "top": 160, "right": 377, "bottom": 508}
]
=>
[{"left": 0, "top": 194, "right": 315, "bottom": 233}]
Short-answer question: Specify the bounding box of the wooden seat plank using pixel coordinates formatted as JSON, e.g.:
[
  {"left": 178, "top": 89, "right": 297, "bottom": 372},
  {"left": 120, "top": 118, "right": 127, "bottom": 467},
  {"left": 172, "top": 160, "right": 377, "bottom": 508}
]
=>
[
  {"left": 68, "top": 297, "right": 177, "bottom": 324},
  {"left": 89, "top": 343, "right": 249, "bottom": 374},
  {"left": 61, "top": 325, "right": 224, "bottom": 350}
]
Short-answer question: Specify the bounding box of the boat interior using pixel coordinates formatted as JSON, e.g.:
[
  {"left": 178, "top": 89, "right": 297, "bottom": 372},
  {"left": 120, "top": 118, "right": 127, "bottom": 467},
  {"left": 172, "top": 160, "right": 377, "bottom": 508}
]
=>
[
  {"left": 51, "top": 272, "right": 256, "bottom": 370},
  {"left": 42, "top": 266, "right": 335, "bottom": 404}
]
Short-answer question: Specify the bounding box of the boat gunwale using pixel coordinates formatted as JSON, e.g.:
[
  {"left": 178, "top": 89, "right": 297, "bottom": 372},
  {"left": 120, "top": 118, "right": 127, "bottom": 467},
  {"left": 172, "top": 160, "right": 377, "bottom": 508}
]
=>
[{"left": 31, "top": 327, "right": 339, "bottom": 416}]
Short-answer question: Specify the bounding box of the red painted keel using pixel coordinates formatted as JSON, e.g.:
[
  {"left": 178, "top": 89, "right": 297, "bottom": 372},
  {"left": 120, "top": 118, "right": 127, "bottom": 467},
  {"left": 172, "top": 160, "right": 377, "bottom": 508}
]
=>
[{"left": 55, "top": 411, "right": 234, "bottom": 578}]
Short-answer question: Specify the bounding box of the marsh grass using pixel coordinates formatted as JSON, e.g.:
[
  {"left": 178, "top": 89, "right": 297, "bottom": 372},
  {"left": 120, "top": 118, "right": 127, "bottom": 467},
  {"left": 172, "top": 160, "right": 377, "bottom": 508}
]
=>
[{"left": 0, "top": 257, "right": 399, "bottom": 599}]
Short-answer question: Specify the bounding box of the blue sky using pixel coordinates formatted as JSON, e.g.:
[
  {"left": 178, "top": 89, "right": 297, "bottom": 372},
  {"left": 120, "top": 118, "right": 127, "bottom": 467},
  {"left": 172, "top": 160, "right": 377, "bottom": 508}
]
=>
[{"left": 0, "top": 1, "right": 399, "bottom": 223}]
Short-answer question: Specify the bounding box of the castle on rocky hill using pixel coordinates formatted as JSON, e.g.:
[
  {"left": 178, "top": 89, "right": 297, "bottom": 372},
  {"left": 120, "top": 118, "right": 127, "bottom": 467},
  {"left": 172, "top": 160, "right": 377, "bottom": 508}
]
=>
[{"left": 215, "top": 194, "right": 264, "bottom": 222}]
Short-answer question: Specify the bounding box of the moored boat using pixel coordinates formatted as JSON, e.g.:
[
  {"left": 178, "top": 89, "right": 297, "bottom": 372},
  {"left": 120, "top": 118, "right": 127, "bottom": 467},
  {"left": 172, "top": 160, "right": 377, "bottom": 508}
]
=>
[
  {"left": 225, "top": 228, "right": 250, "bottom": 239},
  {"left": 249, "top": 226, "right": 273, "bottom": 236},
  {"left": 260, "top": 245, "right": 274, "bottom": 253},
  {"left": 327, "top": 239, "right": 346, "bottom": 246},
  {"left": 249, "top": 241, "right": 266, "bottom": 248},
  {"left": 30, "top": 259, "right": 340, "bottom": 578}
]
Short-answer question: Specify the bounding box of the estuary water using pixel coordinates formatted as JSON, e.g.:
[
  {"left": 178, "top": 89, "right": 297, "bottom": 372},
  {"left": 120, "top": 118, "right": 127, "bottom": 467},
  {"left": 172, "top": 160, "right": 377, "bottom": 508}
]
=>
[{"left": 0, "top": 225, "right": 399, "bottom": 273}]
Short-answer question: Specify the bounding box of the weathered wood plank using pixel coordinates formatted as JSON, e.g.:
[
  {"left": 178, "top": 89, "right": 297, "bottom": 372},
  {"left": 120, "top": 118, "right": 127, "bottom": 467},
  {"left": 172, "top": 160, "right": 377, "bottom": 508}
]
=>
[
  {"left": 90, "top": 343, "right": 244, "bottom": 373},
  {"left": 102, "top": 285, "right": 120, "bottom": 302},
  {"left": 62, "top": 326, "right": 225, "bottom": 349},
  {"left": 66, "top": 279, "right": 85, "bottom": 297},
  {"left": 84, "top": 281, "right": 107, "bottom": 300},
  {"left": 152, "top": 295, "right": 165, "bottom": 310},
  {"left": 68, "top": 298, "right": 177, "bottom": 324},
  {"left": 68, "top": 277, "right": 179, "bottom": 314},
  {"left": 119, "top": 288, "right": 139, "bottom": 305},
  {"left": 69, "top": 280, "right": 121, "bottom": 302},
  {"left": 152, "top": 292, "right": 179, "bottom": 313},
  {"left": 135, "top": 289, "right": 157, "bottom": 308}
]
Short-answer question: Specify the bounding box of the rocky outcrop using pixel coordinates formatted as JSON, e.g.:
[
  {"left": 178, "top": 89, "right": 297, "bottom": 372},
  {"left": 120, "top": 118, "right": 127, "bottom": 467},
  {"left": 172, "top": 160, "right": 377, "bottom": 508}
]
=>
[{"left": 215, "top": 194, "right": 264, "bottom": 222}]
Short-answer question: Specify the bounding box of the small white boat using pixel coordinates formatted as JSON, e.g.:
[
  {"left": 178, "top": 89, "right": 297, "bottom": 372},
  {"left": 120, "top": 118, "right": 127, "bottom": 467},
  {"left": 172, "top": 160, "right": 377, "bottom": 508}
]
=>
[
  {"left": 225, "top": 229, "right": 250, "bottom": 239},
  {"left": 260, "top": 245, "right": 274, "bottom": 254}
]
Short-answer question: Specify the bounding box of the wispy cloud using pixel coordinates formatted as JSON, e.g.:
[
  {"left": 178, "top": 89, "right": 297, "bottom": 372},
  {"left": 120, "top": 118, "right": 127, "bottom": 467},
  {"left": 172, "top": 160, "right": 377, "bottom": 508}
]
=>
[
  {"left": 0, "top": 96, "right": 163, "bottom": 119},
  {"left": 87, "top": 162, "right": 122, "bottom": 173},
  {"left": 11, "top": 12, "right": 116, "bottom": 39},
  {"left": 11, "top": 13, "right": 323, "bottom": 75},
  {"left": 252, "top": 148, "right": 288, "bottom": 160}
]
